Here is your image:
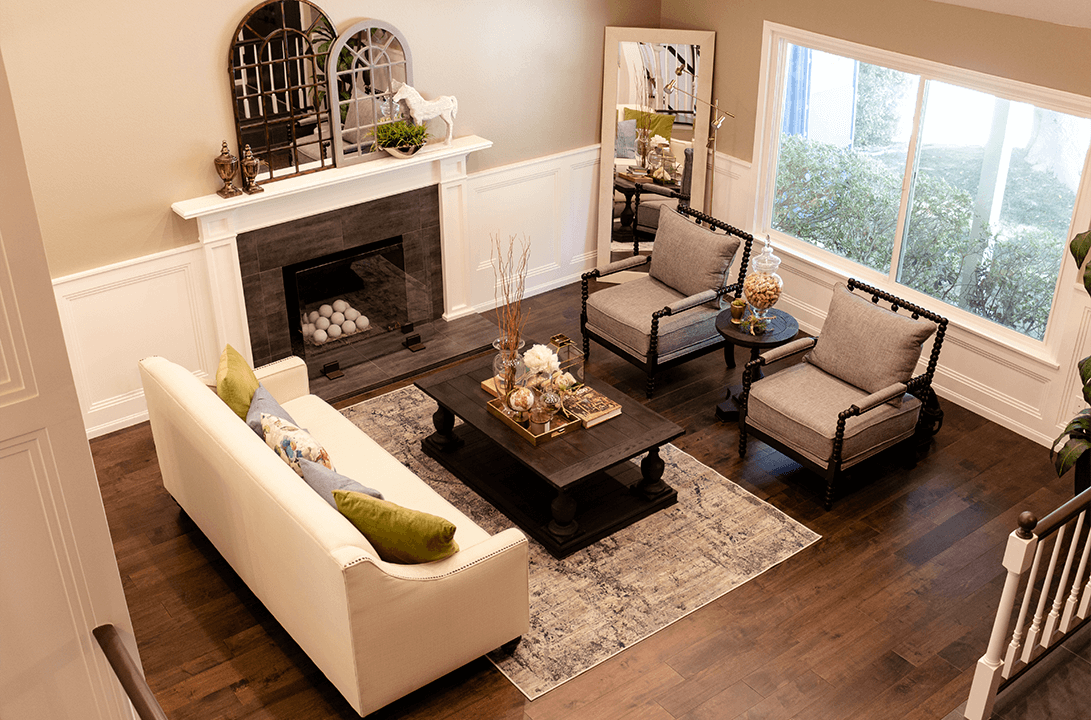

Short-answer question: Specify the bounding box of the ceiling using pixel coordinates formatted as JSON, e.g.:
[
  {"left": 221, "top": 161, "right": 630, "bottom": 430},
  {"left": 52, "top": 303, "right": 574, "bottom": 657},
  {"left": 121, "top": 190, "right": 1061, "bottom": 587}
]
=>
[{"left": 930, "top": 0, "right": 1091, "bottom": 29}]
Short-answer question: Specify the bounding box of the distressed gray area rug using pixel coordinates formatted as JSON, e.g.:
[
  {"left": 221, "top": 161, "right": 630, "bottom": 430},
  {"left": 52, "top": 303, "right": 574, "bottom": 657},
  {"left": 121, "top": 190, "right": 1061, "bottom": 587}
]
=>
[{"left": 341, "top": 386, "right": 820, "bottom": 700}]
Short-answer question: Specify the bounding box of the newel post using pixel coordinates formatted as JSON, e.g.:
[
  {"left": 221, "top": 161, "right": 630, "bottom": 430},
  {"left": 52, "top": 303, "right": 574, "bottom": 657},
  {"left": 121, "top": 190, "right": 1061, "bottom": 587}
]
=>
[{"left": 964, "top": 513, "right": 1038, "bottom": 720}]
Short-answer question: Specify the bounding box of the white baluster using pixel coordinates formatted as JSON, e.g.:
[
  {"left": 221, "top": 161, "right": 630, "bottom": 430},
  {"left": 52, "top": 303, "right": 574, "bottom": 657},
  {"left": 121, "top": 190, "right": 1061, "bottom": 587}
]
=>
[
  {"left": 966, "top": 517, "right": 1037, "bottom": 720},
  {"left": 1042, "top": 513, "right": 1083, "bottom": 644},
  {"left": 1061, "top": 510, "right": 1090, "bottom": 632},
  {"left": 1022, "top": 526, "right": 1065, "bottom": 664},
  {"left": 1002, "top": 540, "right": 1045, "bottom": 678}
]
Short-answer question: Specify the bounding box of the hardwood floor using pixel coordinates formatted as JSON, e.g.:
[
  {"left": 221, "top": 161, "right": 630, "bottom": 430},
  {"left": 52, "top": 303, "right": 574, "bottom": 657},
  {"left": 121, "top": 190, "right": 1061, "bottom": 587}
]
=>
[{"left": 91, "top": 280, "right": 1075, "bottom": 719}]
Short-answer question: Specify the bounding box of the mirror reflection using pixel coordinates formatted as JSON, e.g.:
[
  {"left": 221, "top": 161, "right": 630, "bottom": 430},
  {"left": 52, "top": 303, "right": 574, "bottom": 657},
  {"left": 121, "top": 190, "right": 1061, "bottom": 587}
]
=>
[
  {"left": 611, "top": 41, "right": 700, "bottom": 255},
  {"left": 598, "top": 28, "right": 715, "bottom": 268},
  {"left": 229, "top": 0, "right": 337, "bottom": 184}
]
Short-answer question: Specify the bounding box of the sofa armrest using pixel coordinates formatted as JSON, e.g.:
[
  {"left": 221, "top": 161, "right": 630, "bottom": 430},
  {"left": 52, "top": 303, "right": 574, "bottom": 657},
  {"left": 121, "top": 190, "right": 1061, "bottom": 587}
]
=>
[
  {"left": 255, "top": 356, "right": 309, "bottom": 403},
  {"left": 852, "top": 381, "right": 909, "bottom": 414},
  {"left": 343, "top": 528, "right": 530, "bottom": 716}
]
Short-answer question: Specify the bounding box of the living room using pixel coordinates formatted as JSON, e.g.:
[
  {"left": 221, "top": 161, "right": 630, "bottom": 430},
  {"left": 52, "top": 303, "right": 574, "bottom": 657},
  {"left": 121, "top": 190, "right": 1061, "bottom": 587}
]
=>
[{"left": 1, "top": 1, "right": 1089, "bottom": 718}]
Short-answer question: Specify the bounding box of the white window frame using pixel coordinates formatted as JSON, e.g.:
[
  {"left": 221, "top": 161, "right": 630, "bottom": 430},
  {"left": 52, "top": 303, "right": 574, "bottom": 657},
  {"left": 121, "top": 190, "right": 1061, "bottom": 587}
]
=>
[{"left": 753, "top": 22, "right": 1091, "bottom": 367}]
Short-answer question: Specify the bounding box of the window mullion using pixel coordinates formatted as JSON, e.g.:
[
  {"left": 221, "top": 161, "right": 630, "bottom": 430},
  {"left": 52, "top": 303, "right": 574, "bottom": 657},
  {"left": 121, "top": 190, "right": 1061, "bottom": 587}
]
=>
[{"left": 889, "top": 77, "right": 928, "bottom": 284}]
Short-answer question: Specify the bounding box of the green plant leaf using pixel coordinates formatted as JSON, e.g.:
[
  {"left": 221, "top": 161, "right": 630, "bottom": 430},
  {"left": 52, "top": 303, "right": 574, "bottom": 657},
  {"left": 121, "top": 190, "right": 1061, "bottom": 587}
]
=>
[
  {"left": 1052, "top": 436, "right": 1091, "bottom": 476},
  {"left": 1073, "top": 230, "right": 1091, "bottom": 299}
]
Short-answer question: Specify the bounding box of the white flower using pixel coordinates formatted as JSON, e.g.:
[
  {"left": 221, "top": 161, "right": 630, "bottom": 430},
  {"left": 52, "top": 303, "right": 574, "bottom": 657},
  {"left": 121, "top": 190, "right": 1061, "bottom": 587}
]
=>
[{"left": 524, "top": 344, "right": 560, "bottom": 375}]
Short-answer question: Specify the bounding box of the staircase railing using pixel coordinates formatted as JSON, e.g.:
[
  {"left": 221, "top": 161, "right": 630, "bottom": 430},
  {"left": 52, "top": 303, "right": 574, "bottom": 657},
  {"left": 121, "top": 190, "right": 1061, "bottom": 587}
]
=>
[
  {"left": 964, "top": 487, "right": 1090, "bottom": 720},
  {"left": 93, "top": 624, "right": 169, "bottom": 720}
]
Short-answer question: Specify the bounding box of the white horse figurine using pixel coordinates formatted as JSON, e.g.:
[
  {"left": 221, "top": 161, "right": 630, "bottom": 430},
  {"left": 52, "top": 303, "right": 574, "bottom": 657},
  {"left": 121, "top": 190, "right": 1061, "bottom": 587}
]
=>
[{"left": 391, "top": 79, "right": 458, "bottom": 146}]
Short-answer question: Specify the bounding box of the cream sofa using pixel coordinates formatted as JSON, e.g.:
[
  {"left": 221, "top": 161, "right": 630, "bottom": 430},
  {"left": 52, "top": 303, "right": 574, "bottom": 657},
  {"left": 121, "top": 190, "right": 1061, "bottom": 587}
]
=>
[{"left": 138, "top": 355, "right": 529, "bottom": 717}]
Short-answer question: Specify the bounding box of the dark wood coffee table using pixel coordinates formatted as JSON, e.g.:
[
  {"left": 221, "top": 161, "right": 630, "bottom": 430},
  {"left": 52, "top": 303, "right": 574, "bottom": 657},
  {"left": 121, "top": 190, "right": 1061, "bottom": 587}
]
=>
[{"left": 415, "top": 354, "right": 684, "bottom": 558}]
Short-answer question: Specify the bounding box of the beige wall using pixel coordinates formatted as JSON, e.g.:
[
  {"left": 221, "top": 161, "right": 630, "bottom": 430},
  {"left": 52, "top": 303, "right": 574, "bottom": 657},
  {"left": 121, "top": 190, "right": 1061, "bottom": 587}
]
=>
[
  {"left": 0, "top": 0, "right": 660, "bottom": 277},
  {"left": 4, "top": 0, "right": 1084, "bottom": 280},
  {"left": 661, "top": 0, "right": 1091, "bottom": 162}
]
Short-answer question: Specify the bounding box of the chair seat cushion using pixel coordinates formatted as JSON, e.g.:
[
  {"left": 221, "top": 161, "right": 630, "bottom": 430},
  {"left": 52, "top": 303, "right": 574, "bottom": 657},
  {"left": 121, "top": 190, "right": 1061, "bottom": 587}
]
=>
[
  {"left": 585, "top": 276, "right": 721, "bottom": 361},
  {"left": 746, "top": 364, "right": 921, "bottom": 469}
]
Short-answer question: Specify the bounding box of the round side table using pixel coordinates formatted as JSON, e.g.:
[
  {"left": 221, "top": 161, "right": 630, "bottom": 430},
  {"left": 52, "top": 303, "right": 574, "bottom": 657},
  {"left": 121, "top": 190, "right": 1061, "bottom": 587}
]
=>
[{"left": 714, "top": 307, "right": 800, "bottom": 421}]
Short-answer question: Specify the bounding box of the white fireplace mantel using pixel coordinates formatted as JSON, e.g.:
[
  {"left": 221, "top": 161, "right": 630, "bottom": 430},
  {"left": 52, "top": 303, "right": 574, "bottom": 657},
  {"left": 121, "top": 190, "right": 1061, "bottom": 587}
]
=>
[{"left": 171, "top": 135, "right": 492, "bottom": 365}]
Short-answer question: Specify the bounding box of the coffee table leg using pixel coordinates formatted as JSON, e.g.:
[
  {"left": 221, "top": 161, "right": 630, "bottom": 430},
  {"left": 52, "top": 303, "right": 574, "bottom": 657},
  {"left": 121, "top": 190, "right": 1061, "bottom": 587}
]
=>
[
  {"left": 635, "top": 446, "right": 671, "bottom": 499},
  {"left": 424, "top": 404, "right": 463, "bottom": 452},
  {"left": 548, "top": 491, "right": 579, "bottom": 539}
]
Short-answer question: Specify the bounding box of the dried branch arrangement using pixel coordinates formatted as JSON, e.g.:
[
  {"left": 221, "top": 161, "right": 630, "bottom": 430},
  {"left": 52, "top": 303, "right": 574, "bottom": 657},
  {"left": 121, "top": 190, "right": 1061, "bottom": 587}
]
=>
[{"left": 492, "top": 233, "right": 531, "bottom": 356}]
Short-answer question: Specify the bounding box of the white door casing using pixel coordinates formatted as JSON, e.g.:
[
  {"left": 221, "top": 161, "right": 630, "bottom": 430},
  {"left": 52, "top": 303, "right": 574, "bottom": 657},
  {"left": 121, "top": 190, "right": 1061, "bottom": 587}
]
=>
[{"left": 0, "top": 46, "right": 139, "bottom": 720}]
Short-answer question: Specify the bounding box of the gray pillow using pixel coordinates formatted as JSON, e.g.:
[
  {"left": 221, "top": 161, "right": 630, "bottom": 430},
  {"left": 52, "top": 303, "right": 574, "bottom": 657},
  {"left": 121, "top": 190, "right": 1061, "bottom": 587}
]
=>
[
  {"left": 615, "top": 119, "right": 637, "bottom": 159},
  {"left": 245, "top": 384, "right": 297, "bottom": 437},
  {"left": 649, "top": 208, "right": 741, "bottom": 307},
  {"left": 299, "top": 459, "right": 383, "bottom": 508},
  {"left": 808, "top": 283, "right": 937, "bottom": 395}
]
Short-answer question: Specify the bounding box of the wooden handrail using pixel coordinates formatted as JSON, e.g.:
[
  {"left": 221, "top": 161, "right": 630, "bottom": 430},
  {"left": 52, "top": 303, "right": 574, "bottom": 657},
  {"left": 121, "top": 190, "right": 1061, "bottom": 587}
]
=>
[
  {"left": 93, "top": 624, "right": 169, "bottom": 720},
  {"left": 1032, "top": 487, "right": 1091, "bottom": 538}
]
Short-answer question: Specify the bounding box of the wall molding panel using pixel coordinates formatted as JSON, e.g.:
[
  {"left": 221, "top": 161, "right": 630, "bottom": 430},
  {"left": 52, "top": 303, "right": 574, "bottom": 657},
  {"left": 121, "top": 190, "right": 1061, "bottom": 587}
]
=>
[{"left": 53, "top": 244, "right": 215, "bottom": 438}]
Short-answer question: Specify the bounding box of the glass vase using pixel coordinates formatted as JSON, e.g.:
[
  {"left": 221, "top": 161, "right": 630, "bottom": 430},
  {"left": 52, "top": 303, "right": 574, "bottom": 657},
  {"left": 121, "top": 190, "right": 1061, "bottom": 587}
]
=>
[{"left": 492, "top": 337, "right": 526, "bottom": 397}]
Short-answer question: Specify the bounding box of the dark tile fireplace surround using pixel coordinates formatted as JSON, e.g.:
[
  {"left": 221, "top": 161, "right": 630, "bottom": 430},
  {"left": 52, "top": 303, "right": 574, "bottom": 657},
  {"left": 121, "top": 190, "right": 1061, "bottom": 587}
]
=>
[{"left": 237, "top": 185, "right": 496, "bottom": 402}]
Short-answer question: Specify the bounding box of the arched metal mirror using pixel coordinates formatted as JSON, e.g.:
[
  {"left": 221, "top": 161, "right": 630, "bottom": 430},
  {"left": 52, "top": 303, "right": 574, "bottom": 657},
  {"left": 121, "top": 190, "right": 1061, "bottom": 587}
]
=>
[
  {"left": 229, "top": 0, "right": 337, "bottom": 184},
  {"left": 327, "top": 20, "right": 413, "bottom": 166},
  {"left": 597, "top": 27, "right": 716, "bottom": 268}
]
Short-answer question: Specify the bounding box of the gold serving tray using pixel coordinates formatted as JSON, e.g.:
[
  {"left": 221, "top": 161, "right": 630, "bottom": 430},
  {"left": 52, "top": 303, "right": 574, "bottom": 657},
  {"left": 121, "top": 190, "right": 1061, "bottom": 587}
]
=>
[{"left": 486, "top": 398, "right": 581, "bottom": 446}]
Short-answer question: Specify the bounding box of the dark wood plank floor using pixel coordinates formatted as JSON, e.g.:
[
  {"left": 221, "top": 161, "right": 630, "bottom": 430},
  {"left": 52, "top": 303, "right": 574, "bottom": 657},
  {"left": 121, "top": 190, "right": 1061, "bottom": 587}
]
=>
[{"left": 91, "top": 280, "right": 1075, "bottom": 720}]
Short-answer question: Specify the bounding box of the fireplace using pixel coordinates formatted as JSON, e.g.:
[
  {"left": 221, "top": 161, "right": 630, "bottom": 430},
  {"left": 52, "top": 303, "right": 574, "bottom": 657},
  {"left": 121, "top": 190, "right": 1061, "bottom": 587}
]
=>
[
  {"left": 285, "top": 234, "right": 435, "bottom": 373},
  {"left": 172, "top": 135, "right": 496, "bottom": 401}
]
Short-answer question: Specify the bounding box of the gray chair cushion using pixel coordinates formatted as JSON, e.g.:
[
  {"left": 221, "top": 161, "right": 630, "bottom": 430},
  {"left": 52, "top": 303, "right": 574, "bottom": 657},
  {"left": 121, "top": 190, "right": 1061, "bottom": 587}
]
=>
[
  {"left": 807, "top": 283, "right": 936, "bottom": 396},
  {"left": 746, "top": 364, "right": 921, "bottom": 468},
  {"left": 585, "top": 275, "right": 721, "bottom": 361},
  {"left": 649, "top": 208, "right": 740, "bottom": 307},
  {"left": 615, "top": 119, "right": 637, "bottom": 158}
]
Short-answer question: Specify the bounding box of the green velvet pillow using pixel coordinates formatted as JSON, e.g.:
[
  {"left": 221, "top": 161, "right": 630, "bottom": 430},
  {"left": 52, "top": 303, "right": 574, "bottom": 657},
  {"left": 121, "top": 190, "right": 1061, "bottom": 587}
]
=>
[
  {"left": 334, "top": 490, "right": 459, "bottom": 564},
  {"left": 216, "top": 344, "right": 259, "bottom": 420},
  {"left": 622, "top": 108, "right": 674, "bottom": 142}
]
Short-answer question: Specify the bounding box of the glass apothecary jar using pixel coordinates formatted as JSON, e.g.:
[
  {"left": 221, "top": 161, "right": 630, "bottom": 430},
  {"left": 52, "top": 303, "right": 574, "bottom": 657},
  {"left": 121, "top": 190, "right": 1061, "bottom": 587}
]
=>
[{"left": 743, "top": 237, "right": 783, "bottom": 320}]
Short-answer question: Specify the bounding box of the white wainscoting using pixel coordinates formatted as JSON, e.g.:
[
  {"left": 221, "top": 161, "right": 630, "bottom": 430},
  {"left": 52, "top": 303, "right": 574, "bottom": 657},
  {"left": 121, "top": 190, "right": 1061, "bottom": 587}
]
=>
[
  {"left": 711, "top": 148, "right": 1091, "bottom": 448},
  {"left": 54, "top": 144, "right": 602, "bottom": 438},
  {"left": 53, "top": 244, "right": 217, "bottom": 439},
  {"left": 464, "top": 144, "right": 600, "bottom": 312}
]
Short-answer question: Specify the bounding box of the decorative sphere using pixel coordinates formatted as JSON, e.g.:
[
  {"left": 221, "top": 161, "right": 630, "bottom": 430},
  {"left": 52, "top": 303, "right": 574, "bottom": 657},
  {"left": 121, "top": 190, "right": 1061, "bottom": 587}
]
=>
[
  {"left": 330, "top": 311, "right": 345, "bottom": 325},
  {"left": 315, "top": 316, "right": 330, "bottom": 330},
  {"left": 302, "top": 323, "right": 315, "bottom": 337},
  {"left": 344, "top": 308, "right": 360, "bottom": 322},
  {"left": 342, "top": 320, "right": 357, "bottom": 334},
  {"left": 333, "top": 299, "right": 348, "bottom": 313},
  {"left": 319, "top": 304, "right": 334, "bottom": 318},
  {"left": 356, "top": 315, "right": 370, "bottom": 329},
  {"left": 327, "top": 324, "right": 342, "bottom": 338},
  {"left": 312, "top": 329, "right": 328, "bottom": 344},
  {"left": 308, "top": 311, "right": 320, "bottom": 323}
]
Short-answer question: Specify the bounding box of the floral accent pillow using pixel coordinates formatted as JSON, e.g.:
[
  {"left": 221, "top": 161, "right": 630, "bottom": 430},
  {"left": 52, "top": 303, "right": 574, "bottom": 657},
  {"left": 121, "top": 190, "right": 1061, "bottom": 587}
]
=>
[{"left": 261, "top": 414, "right": 333, "bottom": 477}]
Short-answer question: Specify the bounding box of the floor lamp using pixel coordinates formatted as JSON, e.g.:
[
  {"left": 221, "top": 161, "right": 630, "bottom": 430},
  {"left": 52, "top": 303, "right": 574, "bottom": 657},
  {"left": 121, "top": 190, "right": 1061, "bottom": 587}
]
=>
[{"left": 664, "top": 75, "right": 732, "bottom": 212}]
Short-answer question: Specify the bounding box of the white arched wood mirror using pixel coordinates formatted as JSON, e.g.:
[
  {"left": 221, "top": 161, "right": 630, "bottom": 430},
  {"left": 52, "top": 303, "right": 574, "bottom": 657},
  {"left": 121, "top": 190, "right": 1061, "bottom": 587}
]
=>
[{"left": 597, "top": 27, "right": 716, "bottom": 268}]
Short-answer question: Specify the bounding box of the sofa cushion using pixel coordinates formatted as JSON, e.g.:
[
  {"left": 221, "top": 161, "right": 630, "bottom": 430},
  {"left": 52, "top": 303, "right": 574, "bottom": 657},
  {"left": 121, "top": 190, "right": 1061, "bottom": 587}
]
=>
[
  {"left": 299, "top": 459, "right": 382, "bottom": 508},
  {"left": 334, "top": 490, "right": 459, "bottom": 564},
  {"left": 585, "top": 275, "right": 722, "bottom": 362},
  {"left": 262, "top": 414, "right": 334, "bottom": 476},
  {"left": 747, "top": 363, "right": 921, "bottom": 468},
  {"left": 284, "top": 394, "right": 493, "bottom": 548},
  {"left": 650, "top": 208, "right": 739, "bottom": 308},
  {"left": 216, "top": 344, "right": 260, "bottom": 419},
  {"left": 246, "top": 384, "right": 297, "bottom": 437},
  {"left": 807, "top": 283, "right": 936, "bottom": 396}
]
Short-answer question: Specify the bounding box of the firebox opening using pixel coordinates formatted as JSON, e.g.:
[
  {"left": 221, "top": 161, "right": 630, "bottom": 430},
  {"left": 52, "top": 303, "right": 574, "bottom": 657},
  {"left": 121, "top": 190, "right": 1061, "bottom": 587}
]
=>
[{"left": 284, "top": 235, "right": 432, "bottom": 374}]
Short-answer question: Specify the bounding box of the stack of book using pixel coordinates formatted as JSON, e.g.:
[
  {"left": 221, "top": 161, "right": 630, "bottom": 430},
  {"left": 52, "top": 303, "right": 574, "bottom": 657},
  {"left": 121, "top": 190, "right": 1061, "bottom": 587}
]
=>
[{"left": 562, "top": 385, "right": 622, "bottom": 428}]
